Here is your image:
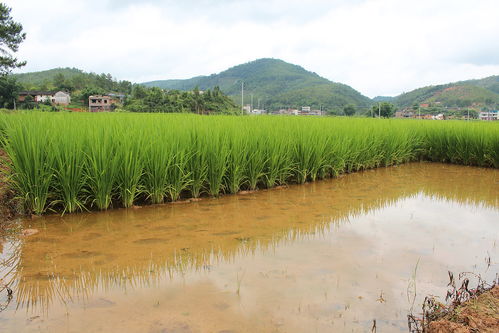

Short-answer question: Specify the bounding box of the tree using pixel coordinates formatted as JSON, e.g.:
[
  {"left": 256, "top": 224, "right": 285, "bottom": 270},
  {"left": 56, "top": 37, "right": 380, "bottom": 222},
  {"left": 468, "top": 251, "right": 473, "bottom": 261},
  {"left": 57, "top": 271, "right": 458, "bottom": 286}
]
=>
[
  {"left": 371, "top": 102, "right": 395, "bottom": 118},
  {"left": 53, "top": 73, "right": 66, "bottom": 90},
  {"left": 21, "top": 94, "right": 35, "bottom": 109},
  {"left": 79, "top": 86, "right": 106, "bottom": 106},
  {"left": 0, "top": 4, "right": 26, "bottom": 75},
  {"left": 343, "top": 104, "right": 356, "bottom": 116},
  {"left": 0, "top": 75, "right": 20, "bottom": 108}
]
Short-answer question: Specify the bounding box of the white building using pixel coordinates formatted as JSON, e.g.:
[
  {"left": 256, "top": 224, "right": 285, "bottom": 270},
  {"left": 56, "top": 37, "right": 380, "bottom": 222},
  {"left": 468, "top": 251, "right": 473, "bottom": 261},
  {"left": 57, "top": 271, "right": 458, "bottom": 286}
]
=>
[
  {"left": 243, "top": 104, "right": 252, "bottom": 114},
  {"left": 479, "top": 110, "right": 498, "bottom": 121},
  {"left": 52, "top": 91, "right": 71, "bottom": 105},
  {"left": 250, "top": 109, "right": 266, "bottom": 115},
  {"left": 18, "top": 90, "right": 71, "bottom": 105}
]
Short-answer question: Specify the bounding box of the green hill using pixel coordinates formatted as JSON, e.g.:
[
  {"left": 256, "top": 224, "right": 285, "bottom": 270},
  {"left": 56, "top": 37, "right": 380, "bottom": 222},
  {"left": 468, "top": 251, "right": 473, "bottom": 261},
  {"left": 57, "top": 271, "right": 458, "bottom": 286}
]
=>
[
  {"left": 12, "top": 68, "right": 85, "bottom": 88},
  {"left": 394, "top": 76, "right": 499, "bottom": 108},
  {"left": 10, "top": 67, "right": 132, "bottom": 94},
  {"left": 457, "top": 75, "right": 499, "bottom": 94},
  {"left": 142, "top": 58, "right": 372, "bottom": 111}
]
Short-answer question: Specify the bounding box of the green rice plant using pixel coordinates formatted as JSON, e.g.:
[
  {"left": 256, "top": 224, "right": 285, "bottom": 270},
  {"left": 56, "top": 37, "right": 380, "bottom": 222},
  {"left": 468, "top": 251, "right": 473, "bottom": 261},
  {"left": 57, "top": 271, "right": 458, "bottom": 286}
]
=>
[
  {"left": 324, "top": 137, "right": 348, "bottom": 177},
  {"left": 245, "top": 134, "right": 267, "bottom": 190},
  {"left": 188, "top": 130, "right": 208, "bottom": 198},
  {"left": 165, "top": 138, "right": 191, "bottom": 202},
  {"left": 225, "top": 133, "right": 247, "bottom": 194},
  {"left": 263, "top": 135, "right": 292, "bottom": 188},
  {"left": 84, "top": 127, "right": 120, "bottom": 210},
  {"left": 51, "top": 126, "right": 86, "bottom": 214},
  {"left": 2, "top": 117, "right": 54, "bottom": 214},
  {"left": 291, "top": 129, "right": 316, "bottom": 183},
  {"left": 206, "top": 129, "right": 229, "bottom": 196},
  {"left": 142, "top": 128, "right": 174, "bottom": 204},
  {"left": 0, "top": 112, "right": 497, "bottom": 215},
  {"left": 116, "top": 128, "right": 145, "bottom": 208},
  {"left": 490, "top": 133, "right": 499, "bottom": 168},
  {"left": 308, "top": 132, "right": 331, "bottom": 181}
]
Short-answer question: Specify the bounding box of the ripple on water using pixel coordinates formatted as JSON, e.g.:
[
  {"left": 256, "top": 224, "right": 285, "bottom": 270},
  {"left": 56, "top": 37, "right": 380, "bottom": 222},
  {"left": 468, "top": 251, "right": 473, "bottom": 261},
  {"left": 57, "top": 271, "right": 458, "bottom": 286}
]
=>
[
  {"left": 60, "top": 250, "right": 103, "bottom": 259},
  {"left": 133, "top": 238, "right": 167, "bottom": 244}
]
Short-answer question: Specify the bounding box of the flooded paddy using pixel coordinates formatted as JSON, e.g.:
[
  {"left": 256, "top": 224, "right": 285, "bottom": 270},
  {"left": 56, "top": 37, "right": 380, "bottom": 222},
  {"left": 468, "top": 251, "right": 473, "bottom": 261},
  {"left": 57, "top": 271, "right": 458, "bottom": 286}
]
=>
[{"left": 0, "top": 162, "right": 497, "bottom": 332}]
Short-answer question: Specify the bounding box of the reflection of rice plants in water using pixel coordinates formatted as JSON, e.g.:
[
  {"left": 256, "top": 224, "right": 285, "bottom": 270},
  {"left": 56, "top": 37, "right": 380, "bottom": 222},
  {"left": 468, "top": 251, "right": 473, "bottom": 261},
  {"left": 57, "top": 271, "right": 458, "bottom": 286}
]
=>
[
  {"left": 1, "top": 113, "right": 497, "bottom": 215},
  {"left": 0, "top": 163, "right": 496, "bottom": 314}
]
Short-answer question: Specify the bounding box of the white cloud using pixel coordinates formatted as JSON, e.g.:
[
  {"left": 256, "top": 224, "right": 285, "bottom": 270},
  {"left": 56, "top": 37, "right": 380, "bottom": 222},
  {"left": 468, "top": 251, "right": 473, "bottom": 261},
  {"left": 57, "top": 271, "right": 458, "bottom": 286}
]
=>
[{"left": 5, "top": 0, "right": 499, "bottom": 97}]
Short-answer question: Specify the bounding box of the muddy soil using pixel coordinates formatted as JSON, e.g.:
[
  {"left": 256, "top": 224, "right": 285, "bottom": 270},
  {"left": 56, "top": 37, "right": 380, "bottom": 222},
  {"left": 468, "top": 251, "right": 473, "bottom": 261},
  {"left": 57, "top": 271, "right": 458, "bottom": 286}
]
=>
[
  {"left": 0, "top": 150, "right": 22, "bottom": 226},
  {"left": 428, "top": 286, "right": 499, "bottom": 333}
]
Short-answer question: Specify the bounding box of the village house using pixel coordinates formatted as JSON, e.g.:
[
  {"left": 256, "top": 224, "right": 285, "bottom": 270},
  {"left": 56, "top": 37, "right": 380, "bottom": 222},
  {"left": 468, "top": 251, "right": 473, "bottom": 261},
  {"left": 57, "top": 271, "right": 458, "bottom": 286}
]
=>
[
  {"left": 275, "top": 108, "right": 299, "bottom": 115},
  {"left": 18, "top": 90, "right": 71, "bottom": 105},
  {"left": 88, "top": 95, "right": 119, "bottom": 112},
  {"left": 395, "top": 110, "right": 415, "bottom": 118},
  {"left": 249, "top": 109, "right": 266, "bottom": 115},
  {"left": 298, "top": 106, "right": 323, "bottom": 116},
  {"left": 479, "top": 110, "right": 498, "bottom": 121},
  {"left": 18, "top": 91, "right": 53, "bottom": 103},
  {"left": 52, "top": 91, "right": 71, "bottom": 105}
]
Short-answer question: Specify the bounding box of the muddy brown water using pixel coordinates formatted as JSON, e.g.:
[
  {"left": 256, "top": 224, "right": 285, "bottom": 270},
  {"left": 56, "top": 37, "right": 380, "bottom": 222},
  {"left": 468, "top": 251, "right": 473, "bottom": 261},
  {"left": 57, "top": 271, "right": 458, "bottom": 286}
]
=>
[{"left": 0, "top": 162, "right": 497, "bottom": 332}]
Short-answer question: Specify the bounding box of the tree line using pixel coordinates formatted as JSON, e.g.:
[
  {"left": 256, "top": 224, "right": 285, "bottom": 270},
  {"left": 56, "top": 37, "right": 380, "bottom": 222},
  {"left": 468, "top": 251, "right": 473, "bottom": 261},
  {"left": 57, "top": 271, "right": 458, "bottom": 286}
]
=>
[{"left": 125, "top": 85, "right": 239, "bottom": 114}]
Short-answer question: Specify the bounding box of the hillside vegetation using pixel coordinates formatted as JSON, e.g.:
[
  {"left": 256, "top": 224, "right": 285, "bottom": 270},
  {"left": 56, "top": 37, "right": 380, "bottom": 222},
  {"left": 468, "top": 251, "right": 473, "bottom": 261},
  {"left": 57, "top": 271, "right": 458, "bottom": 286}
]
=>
[
  {"left": 142, "top": 58, "right": 372, "bottom": 112},
  {"left": 11, "top": 67, "right": 132, "bottom": 94},
  {"left": 394, "top": 76, "right": 499, "bottom": 108}
]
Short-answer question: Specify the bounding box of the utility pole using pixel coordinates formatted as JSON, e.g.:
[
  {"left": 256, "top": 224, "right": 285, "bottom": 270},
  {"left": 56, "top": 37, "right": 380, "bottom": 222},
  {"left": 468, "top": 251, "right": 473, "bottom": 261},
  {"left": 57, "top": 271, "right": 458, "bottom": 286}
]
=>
[
  {"left": 250, "top": 94, "right": 253, "bottom": 113},
  {"left": 418, "top": 106, "right": 421, "bottom": 119},
  {"left": 13, "top": 98, "right": 16, "bottom": 110},
  {"left": 378, "top": 103, "right": 381, "bottom": 118},
  {"left": 241, "top": 81, "right": 244, "bottom": 115}
]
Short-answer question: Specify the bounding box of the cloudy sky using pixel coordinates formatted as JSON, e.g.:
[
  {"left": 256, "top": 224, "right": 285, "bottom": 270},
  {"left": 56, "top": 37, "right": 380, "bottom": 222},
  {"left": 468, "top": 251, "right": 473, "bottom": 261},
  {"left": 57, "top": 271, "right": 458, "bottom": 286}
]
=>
[{"left": 5, "top": 0, "right": 499, "bottom": 97}]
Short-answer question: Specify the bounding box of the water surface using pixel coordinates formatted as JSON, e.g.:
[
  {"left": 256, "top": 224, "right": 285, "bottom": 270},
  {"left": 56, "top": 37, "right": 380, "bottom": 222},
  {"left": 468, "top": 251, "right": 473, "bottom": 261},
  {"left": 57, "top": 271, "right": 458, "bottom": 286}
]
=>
[{"left": 0, "top": 162, "right": 498, "bottom": 332}]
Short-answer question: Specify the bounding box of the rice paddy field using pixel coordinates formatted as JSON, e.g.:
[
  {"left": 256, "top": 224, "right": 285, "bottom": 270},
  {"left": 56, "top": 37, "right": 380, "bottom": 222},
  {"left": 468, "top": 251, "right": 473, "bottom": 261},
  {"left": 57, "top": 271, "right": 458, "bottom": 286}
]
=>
[{"left": 0, "top": 112, "right": 498, "bottom": 215}]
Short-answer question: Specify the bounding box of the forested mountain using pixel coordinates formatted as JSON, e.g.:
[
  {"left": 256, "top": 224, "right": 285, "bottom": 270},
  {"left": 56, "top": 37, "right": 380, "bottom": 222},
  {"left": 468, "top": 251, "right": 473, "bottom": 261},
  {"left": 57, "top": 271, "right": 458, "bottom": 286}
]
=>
[
  {"left": 456, "top": 75, "right": 499, "bottom": 94},
  {"left": 393, "top": 76, "right": 499, "bottom": 108},
  {"left": 11, "top": 67, "right": 132, "bottom": 93},
  {"left": 13, "top": 61, "right": 498, "bottom": 112},
  {"left": 142, "top": 58, "right": 372, "bottom": 112}
]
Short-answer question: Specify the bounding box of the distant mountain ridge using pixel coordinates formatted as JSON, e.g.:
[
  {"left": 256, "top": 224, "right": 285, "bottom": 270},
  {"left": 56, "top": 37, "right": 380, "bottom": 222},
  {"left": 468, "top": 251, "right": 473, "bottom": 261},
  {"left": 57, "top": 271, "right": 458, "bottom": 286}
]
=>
[
  {"left": 142, "top": 58, "right": 373, "bottom": 111},
  {"left": 393, "top": 75, "right": 499, "bottom": 108},
  {"left": 11, "top": 62, "right": 499, "bottom": 111}
]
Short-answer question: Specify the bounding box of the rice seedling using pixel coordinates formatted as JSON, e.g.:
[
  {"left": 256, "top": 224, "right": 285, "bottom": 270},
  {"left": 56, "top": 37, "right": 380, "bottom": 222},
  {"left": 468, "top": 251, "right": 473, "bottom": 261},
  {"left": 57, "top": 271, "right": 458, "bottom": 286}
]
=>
[
  {"left": 205, "top": 129, "right": 229, "bottom": 196},
  {"left": 245, "top": 134, "right": 267, "bottom": 190},
  {"left": 51, "top": 127, "right": 86, "bottom": 213},
  {"left": 188, "top": 130, "right": 208, "bottom": 198},
  {"left": 165, "top": 138, "right": 191, "bottom": 202},
  {"left": 2, "top": 117, "right": 54, "bottom": 214},
  {"left": 225, "top": 133, "right": 247, "bottom": 194},
  {"left": 142, "top": 128, "right": 174, "bottom": 204},
  {"left": 0, "top": 112, "right": 496, "bottom": 215},
  {"left": 116, "top": 127, "right": 145, "bottom": 208},
  {"left": 263, "top": 136, "right": 292, "bottom": 188},
  {"left": 84, "top": 126, "right": 120, "bottom": 210}
]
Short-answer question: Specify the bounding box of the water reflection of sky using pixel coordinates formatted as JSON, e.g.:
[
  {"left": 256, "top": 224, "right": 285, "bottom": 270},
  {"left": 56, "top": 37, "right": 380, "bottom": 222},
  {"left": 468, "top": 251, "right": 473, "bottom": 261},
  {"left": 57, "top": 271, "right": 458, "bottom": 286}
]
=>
[{"left": 0, "top": 163, "right": 498, "bottom": 332}]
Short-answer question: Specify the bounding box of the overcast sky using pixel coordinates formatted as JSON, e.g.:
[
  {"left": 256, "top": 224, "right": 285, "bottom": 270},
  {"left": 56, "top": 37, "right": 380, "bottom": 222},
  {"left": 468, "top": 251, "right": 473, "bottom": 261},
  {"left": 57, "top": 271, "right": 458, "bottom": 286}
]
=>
[{"left": 5, "top": 0, "right": 499, "bottom": 97}]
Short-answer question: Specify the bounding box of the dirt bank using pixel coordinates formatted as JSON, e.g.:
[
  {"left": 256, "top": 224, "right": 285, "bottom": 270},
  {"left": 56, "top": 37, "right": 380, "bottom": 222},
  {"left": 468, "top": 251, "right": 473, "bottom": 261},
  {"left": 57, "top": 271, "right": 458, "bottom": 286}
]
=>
[
  {"left": 427, "top": 286, "right": 499, "bottom": 332},
  {"left": 0, "top": 151, "right": 22, "bottom": 226}
]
